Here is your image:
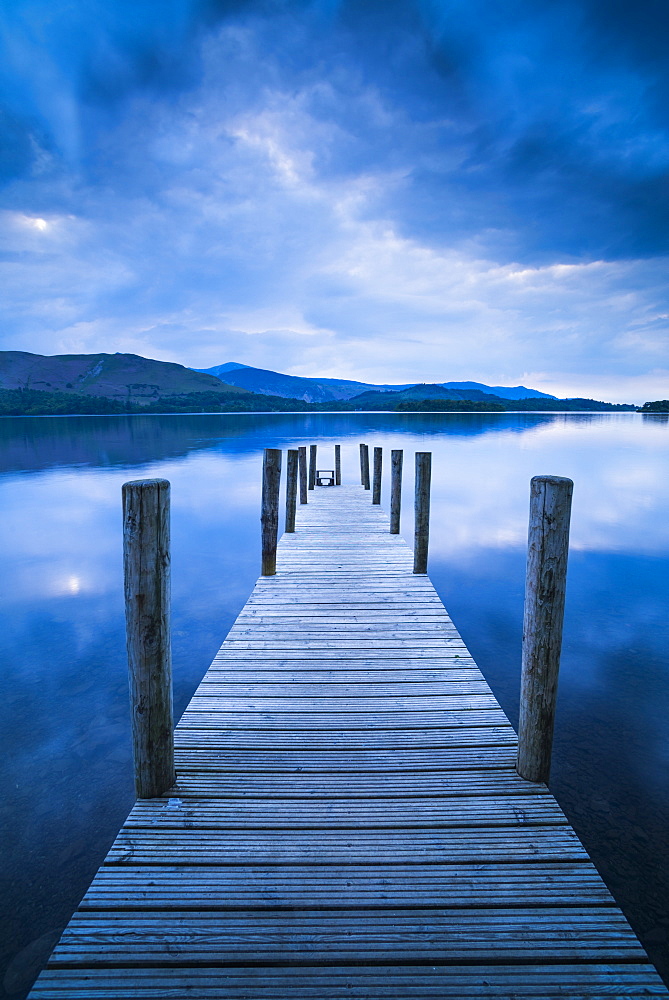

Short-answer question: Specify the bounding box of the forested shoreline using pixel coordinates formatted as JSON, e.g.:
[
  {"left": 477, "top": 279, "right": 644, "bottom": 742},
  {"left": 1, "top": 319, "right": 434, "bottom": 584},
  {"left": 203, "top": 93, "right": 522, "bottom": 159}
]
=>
[{"left": 0, "top": 387, "right": 639, "bottom": 416}]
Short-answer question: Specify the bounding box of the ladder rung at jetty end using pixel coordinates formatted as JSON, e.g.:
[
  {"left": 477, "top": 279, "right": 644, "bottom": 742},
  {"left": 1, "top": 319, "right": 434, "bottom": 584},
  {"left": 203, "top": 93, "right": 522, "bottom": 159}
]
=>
[{"left": 29, "top": 482, "right": 668, "bottom": 997}]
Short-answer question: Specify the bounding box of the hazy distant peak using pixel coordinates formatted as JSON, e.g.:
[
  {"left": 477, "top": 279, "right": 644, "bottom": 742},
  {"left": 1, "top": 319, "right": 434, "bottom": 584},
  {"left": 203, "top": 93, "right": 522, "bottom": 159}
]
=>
[
  {"left": 199, "top": 363, "right": 557, "bottom": 402},
  {"left": 196, "top": 362, "right": 251, "bottom": 376},
  {"left": 442, "top": 381, "right": 556, "bottom": 400}
]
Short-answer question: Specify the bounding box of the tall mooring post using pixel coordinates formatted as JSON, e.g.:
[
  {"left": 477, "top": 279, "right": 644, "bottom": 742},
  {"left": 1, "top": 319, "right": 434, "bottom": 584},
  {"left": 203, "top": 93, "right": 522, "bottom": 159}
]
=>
[
  {"left": 122, "top": 478, "right": 175, "bottom": 799},
  {"left": 334, "top": 444, "right": 341, "bottom": 486},
  {"left": 285, "top": 448, "right": 298, "bottom": 533},
  {"left": 308, "top": 445, "right": 317, "bottom": 490},
  {"left": 360, "top": 443, "right": 370, "bottom": 490},
  {"left": 413, "top": 452, "right": 431, "bottom": 574},
  {"left": 517, "top": 475, "right": 573, "bottom": 784},
  {"left": 390, "top": 449, "right": 403, "bottom": 534},
  {"left": 372, "top": 447, "right": 382, "bottom": 504},
  {"left": 298, "top": 446, "right": 308, "bottom": 504},
  {"left": 261, "top": 448, "right": 282, "bottom": 575}
]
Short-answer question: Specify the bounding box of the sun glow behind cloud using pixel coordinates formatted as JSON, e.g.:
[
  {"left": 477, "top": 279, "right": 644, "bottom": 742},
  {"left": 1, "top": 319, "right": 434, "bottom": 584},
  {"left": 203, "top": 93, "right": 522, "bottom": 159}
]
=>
[{"left": 26, "top": 216, "right": 48, "bottom": 231}]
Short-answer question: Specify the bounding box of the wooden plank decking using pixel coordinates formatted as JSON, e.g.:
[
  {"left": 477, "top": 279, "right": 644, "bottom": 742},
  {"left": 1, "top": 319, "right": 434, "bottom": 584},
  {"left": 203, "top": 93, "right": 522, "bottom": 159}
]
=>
[{"left": 30, "top": 483, "right": 668, "bottom": 997}]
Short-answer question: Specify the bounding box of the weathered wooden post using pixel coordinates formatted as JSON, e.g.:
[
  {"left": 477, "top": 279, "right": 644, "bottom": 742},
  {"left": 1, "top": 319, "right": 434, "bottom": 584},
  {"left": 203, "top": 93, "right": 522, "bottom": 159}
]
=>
[
  {"left": 122, "top": 478, "right": 175, "bottom": 799},
  {"left": 413, "top": 452, "right": 431, "bottom": 574},
  {"left": 517, "top": 475, "right": 573, "bottom": 784},
  {"left": 261, "top": 448, "right": 282, "bottom": 575},
  {"left": 390, "top": 449, "right": 403, "bottom": 533},
  {"left": 372, "top": 446, "right": 382, "bottom": 504},
  {"left": 308, "top": 444, "right": 317, "bottom": 490},
  {"left": 285, "top": 449, "right": 298, "bottom": 533},
  {"left": 298, "top": 446, "right": 308, "bottom": 504},
  {"left": 335, "top": 444, "right": 341, "bottom": 486},
  {"left": 360, "top": 443, "right": 370, "bottom": 490}
]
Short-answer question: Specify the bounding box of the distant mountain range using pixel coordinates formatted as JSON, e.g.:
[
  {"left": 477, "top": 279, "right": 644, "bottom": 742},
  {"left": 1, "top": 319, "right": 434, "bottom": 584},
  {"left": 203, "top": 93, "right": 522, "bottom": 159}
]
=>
[
  {"left": 0, "top": 351, "right": 635, "bottom": 415},
  {"left": 196, "top": 363, "right": 556, "bottom": 403},
  {"left": 0, "top": 351, "right": 245, "bottom": 401},
  {"left": 0, "top": 351, "right": 557, "bottom": 405}
]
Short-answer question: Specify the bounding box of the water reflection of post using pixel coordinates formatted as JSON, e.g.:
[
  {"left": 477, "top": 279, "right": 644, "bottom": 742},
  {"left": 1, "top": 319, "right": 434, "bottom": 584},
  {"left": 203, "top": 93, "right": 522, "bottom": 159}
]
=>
[
  {"left": 517, "top": 475, "right": 573, "bottom": 784},
  {"left": 122, "top": 478, "right": 175, "bottom": 799}
]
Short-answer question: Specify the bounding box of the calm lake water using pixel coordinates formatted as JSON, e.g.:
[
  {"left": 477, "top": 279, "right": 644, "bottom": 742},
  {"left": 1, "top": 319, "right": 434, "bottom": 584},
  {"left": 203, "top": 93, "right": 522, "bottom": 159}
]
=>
[{"left": 1, "top": 411, "right": 668, "bottom": 995}]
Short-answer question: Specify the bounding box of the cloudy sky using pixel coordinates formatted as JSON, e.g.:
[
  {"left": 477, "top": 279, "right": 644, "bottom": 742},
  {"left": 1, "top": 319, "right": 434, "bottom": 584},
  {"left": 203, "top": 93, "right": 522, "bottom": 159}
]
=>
[{"left": 1, "top": 0, "right": 668, "bottom": 400}]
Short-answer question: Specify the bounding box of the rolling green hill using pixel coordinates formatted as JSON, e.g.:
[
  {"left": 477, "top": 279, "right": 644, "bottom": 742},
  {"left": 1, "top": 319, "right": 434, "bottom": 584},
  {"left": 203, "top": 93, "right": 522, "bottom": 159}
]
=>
[{"left": 0, "top": 351, "right": 245, "bottom": 403}]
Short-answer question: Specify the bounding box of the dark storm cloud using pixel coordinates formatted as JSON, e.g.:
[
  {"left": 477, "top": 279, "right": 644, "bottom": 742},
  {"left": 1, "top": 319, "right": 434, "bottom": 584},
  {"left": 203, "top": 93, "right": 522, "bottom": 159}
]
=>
[
  {"left": 0, "top": 0, "right": 258, "bottom": 174},
  {"left": 3, "top": 0, "right": 668, "bottom": 256},
  {"left": 401, "top": 0, "right": 669, "bottom": 258}
]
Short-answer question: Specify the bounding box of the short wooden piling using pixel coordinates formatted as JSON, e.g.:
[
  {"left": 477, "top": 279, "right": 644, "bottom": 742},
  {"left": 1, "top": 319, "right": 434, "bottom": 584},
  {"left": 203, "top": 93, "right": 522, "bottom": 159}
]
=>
[
  {"left": 308, "top": 445, "right": 317, "bottom": 490},
  {"left": 360, "top": 443, "right": 370, "bottom": 490},
  {"left": 372, "top": 447, "right": 382, "bottom": 504},
  {"left": 298, "top": 446, "right": 308, "bottom": 504},
  {"left": 261, "top": 448, "right": 282, "bottom": 575},
  {"left": 335, "top": 445, "right": 341, "bottom": 486},
  {"left": 122, "top": 478, "right": 175, "bottom": 800},
  {"left": 517, "top": 475, "right": 573, "bottom": 784},
  {"left": 285, "top": 449, "right": 298, "bottom": 533},
  {"left": 390, "top": 449, "right": 403, "bottom": 533},
  {"left": 413, "top": 452, "right": 431, "bottom": 574}
]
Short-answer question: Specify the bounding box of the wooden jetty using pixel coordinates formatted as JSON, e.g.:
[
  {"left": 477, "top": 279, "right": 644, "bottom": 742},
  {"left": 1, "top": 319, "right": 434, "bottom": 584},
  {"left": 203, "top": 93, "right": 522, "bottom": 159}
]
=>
[{"left": 29, "top": 479, "right": 668, "bottom": 997}]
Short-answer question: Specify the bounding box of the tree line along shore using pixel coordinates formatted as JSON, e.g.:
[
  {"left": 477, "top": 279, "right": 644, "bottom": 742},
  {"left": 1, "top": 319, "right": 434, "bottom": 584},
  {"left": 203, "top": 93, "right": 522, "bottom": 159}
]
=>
[{"left": 0, "top": 386, "right": 645, "bottom": 416}]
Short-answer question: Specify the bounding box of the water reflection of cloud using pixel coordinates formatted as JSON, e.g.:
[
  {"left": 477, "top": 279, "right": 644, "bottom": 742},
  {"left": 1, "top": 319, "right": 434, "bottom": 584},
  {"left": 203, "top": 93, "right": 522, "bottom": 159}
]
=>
[
  {"left": 366, "top": 417, "right": 668, "bottom": 556},
  {"left": 1, "top": 416, "right": 667, "bottom": 611},
  {"left": 385, "top": 418, "right": 669, "bottom": 558},
  {"left": 0, "top": 452, "right": 269, "bottom": 605}
]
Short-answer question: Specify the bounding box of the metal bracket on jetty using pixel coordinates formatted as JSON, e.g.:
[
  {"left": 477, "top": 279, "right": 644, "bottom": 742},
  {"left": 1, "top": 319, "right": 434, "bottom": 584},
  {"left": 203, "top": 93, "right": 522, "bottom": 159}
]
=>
[{"left": 28, "top": 444, "right": 669, "bottom": 997}]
